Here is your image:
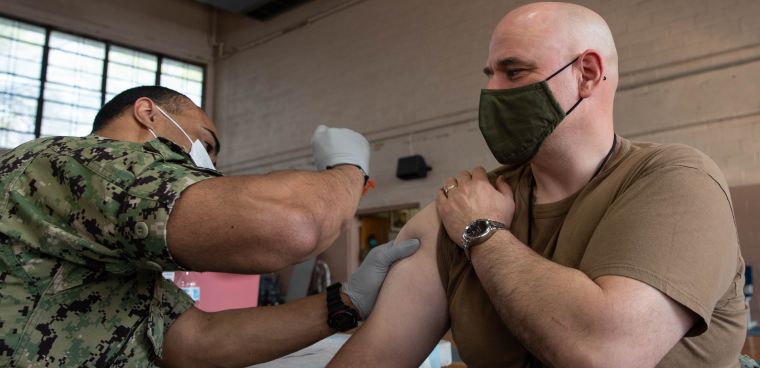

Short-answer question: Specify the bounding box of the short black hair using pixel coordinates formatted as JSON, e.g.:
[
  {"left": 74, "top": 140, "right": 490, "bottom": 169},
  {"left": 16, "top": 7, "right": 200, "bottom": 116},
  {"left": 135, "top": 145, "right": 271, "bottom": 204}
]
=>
[{"left": 92, "top": 85, "right": 191, "bottom": 133}]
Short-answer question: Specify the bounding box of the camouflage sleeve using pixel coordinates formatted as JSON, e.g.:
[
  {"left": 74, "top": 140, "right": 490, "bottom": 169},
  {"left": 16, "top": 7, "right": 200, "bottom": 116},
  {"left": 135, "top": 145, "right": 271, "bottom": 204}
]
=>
[
  {"left": 146, "top": 276, "right": 196, "bottom": 360},
  {"left": 3, "top": 138, "right": 220, "bottom": 274},
  {"left": 107, "top": 276, "right": 197, "bottom": 366},
  {"left": 113, "top": 161, "right": 220, "bottom": 272}
]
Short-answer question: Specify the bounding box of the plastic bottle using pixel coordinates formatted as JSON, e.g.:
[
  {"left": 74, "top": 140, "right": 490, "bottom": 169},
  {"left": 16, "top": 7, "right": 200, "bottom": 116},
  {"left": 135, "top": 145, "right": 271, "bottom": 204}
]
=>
[{"left": 175, "top": 271, "right": 201, "bottom": 302}]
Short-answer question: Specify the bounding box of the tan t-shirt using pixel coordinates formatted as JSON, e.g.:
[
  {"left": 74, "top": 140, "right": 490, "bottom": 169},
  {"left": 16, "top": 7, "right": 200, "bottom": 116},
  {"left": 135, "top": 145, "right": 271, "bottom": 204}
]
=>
[{"left": 437, "top": 137, "right": 746, "bottom": 368}]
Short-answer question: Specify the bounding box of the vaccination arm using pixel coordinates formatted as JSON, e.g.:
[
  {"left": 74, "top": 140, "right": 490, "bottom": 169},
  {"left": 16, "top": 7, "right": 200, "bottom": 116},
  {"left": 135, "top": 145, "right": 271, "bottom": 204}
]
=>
[{"left": 329, "top": 203, "right": 450, "bottom": 367}]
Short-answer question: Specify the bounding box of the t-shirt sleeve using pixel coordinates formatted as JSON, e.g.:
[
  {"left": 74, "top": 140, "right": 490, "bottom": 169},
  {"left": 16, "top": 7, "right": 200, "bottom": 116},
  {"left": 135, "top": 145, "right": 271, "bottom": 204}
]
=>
[{"left": 580, "top": 163, "right": 740, "bottom": 335}]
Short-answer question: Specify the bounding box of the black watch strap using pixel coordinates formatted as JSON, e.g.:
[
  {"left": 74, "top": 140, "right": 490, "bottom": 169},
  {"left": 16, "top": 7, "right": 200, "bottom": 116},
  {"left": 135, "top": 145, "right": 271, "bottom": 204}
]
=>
[
  {"left": 326, "top": 283, "right": 359, "bottom": 332},
  {"left": 327, "top": 164, "right": 369, "bottom": 186}
]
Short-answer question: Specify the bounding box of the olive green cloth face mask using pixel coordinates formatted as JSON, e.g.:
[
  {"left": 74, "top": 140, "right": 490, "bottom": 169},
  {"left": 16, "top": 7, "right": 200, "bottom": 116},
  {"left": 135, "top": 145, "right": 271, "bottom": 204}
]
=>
[{"left": 478, "top": 57, "right": 582, "bottom": 166}]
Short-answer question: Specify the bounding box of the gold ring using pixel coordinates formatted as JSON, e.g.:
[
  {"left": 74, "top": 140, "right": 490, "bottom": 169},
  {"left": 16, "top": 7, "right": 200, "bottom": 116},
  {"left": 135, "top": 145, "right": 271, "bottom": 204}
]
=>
[{"left": 441, "top": 183, "right": 458, "bottom": 196}]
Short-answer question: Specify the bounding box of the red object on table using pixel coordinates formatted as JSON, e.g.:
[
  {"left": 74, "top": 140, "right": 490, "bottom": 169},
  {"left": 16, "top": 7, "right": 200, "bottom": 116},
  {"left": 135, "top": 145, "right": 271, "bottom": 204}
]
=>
[{"left": 173, "top": 272, "right": 260, "bottom": 312}]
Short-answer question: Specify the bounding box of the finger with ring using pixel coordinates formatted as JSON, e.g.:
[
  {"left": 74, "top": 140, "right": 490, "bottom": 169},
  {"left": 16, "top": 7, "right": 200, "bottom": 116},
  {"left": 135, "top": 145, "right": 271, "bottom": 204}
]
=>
[{"left": 440, "top": 179, "right": 458, "bottom": 197}]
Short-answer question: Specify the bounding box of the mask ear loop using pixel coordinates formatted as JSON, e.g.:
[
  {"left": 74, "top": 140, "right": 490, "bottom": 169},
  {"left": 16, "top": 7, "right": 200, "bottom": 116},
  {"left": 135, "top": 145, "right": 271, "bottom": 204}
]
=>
[
  {"left": 545, "top": 56, "right": 584, "bottom": 116},
  {"left": 565, "top": 98, "right": 583, "bottom": 115},
  {"left": 154, "top": 104, "right": 194, "bottom": 148},
  {"left": 545, "top": 56, "right": 580, "bottom": 81}
]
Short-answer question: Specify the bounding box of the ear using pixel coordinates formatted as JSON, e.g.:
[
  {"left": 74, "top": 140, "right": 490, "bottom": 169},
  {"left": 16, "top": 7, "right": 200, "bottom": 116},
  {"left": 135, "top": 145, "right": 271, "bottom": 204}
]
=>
[
  {"left": 132, "top": 97, "right": 160, "bottom": 131},
  {"left": 577, "top": 49, "right": 604, "bottom": 99}
]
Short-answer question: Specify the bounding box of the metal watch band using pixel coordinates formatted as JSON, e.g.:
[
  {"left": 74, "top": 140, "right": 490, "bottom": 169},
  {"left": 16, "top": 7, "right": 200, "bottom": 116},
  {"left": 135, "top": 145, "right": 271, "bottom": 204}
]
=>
[{"left": 463, "top": 219, "right": 509, "bottom": 260}]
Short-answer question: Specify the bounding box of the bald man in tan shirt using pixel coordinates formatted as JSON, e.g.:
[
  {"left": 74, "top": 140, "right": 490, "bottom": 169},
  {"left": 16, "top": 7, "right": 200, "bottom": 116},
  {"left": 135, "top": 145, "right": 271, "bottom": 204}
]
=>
[{"left": 328, "top": 2, "right": 748, "bottom": 368}]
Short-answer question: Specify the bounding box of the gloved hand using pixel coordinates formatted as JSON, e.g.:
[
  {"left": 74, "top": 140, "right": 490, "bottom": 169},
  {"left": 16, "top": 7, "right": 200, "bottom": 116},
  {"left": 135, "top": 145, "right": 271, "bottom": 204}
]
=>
[
  {"left": 342, "top": 239, "right": 421, "bottom": 319},
  {"left": 310, "top": 124, "right": 370, "bottom": 176}
]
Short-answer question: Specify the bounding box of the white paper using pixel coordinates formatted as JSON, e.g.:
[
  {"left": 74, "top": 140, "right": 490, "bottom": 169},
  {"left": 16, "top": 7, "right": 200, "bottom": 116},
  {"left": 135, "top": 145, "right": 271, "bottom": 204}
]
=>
[{"left": 249, "top": 334, "right": 452, "bottom": 368}]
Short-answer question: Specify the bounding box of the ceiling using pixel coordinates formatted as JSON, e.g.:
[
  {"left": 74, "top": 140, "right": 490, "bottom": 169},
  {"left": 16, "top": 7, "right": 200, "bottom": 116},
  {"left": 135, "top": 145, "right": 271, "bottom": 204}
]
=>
[{"left": 195, "top": 0, "right": 313, "bottom": 21}]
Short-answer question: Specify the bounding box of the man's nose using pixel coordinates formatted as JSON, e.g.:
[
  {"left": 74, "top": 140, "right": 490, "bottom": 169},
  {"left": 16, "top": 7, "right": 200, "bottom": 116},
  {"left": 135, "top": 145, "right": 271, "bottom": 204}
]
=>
[{"left": 486, "top": 76, "right": 506, "bottom": 90}]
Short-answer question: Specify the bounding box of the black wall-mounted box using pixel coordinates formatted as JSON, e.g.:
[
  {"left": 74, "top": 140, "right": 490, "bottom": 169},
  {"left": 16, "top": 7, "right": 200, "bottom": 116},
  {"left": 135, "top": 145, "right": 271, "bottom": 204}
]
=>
[{"left": 396, "top": 155, "right": 432, "bottom": 180}]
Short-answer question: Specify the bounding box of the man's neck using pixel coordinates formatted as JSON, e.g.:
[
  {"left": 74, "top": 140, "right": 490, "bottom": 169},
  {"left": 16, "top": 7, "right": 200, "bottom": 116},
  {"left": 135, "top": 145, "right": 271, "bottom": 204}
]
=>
[
  {"left": 94, "top": 119, "right": 149, "bottom": 144},
  {"left": 530, "top": 135, "right": 615, "bottom": 204}
]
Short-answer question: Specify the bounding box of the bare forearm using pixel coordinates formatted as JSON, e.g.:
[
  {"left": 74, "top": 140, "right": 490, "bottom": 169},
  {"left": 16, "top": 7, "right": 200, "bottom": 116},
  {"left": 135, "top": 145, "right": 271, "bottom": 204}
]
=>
[
  {"left": 232, "top": 165, "right": 364, "bottom": 259},
  {"left": 161, "top": 293, "right": 337, "bottom": 368},
  {"left": 470, "top": 231, "right": 611, "bottom": 366},
  {"left": 296, "top": 165, "right": 365, "bottom": 258},
  {"left": 168, "top": 166, "right": 364, "bottom": 273}
]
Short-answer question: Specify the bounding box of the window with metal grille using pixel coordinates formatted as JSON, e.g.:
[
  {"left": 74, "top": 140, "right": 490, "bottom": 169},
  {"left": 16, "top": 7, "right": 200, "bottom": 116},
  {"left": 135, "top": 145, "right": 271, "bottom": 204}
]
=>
[
  {"left": 0, "top": 15, "right": 206, "bottom": 149},
  {"left": 0, "top": 17, "right": 44, "bottom": 148}
]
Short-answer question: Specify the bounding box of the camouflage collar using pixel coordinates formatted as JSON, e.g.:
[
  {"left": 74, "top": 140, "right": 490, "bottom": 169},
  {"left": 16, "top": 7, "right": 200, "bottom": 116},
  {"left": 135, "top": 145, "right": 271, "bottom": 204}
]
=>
[{"left": 89, "top": 134, "right": 222, "bottom": 175}]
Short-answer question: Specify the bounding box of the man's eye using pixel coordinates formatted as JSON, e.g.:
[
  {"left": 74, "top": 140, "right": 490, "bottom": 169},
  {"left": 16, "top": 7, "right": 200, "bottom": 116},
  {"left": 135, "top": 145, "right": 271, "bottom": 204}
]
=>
[{"left": 506, "top": 69, "right": 525, "bottom": 78}]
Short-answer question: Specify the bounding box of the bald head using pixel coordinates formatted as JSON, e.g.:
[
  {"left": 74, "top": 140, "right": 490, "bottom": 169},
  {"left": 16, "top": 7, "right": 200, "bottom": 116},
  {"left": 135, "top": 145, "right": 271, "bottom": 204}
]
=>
[
  {"left": 484, "top": 2, "right": 618, "bottom": 115},
  {"left": 490, "top": 2, "right": 618, "bottom": 78}
]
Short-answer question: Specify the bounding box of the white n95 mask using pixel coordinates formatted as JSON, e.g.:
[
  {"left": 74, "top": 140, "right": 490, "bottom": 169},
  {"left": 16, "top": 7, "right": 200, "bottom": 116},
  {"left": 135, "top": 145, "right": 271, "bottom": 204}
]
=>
[{"left": 153, "top": 105, "right": 216, "bottom": 171}]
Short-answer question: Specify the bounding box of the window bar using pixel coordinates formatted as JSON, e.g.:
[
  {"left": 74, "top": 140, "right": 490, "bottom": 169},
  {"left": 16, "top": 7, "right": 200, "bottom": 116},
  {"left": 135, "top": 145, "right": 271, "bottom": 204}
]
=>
[
  {"left": 100, "top": 43, "right": 110, "bottom": 107},
  {"left": 33, "top": 28, "right": 52, "bottom": 138},
  {"left": 2, "top": 15, "right": 207, "bottom": 140},
  {"left": 156, "top": 55, "right": 163, "bottom": 85},
  {"left": 201, "top": 63, "right": 207, "bottom": 109}
]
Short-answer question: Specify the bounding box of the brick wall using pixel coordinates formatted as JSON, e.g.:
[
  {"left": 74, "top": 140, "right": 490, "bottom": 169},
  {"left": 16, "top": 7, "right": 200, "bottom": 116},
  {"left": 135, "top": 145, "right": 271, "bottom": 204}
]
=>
[
  {"left": 733, "top": 184, "right": 760, "bottom": 326},
  {"left": 213, "top": 0, "right": 760, "bottom": 304}
]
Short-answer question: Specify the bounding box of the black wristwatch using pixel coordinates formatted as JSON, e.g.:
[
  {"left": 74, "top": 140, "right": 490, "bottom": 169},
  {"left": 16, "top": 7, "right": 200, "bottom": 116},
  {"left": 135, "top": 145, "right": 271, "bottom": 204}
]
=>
[
  {"left": 328, "top": 164, "right": 369, "bottom": 187},
  {"left": 326, "top": 283, "right": 359, "bottom": 332}
]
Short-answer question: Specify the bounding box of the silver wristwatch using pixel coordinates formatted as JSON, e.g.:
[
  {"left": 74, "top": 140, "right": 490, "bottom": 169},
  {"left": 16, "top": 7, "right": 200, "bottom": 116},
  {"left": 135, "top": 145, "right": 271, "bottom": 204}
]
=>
[{"left": 462, "top": 219, "right": 509, "bottom": 260}]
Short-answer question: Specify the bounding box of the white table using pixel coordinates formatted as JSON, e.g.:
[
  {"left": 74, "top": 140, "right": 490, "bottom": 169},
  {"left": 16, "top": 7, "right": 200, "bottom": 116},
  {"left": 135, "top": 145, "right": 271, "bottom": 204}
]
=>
[{"left": 250, "top": 334, "right": 452, "bottom": 367}]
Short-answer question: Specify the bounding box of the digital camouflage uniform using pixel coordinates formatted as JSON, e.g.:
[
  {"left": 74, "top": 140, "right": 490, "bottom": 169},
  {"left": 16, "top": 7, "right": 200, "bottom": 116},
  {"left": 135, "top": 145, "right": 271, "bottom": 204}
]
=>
[{"left": 0, "top": 135, "right": 221, "bottom": 367}]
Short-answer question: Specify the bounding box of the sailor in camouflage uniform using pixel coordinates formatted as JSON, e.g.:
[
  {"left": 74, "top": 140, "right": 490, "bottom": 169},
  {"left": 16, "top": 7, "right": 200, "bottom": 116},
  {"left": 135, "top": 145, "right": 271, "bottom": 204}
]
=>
[{"left": 0, "top": 86, "right": 419, "bottom": 367}]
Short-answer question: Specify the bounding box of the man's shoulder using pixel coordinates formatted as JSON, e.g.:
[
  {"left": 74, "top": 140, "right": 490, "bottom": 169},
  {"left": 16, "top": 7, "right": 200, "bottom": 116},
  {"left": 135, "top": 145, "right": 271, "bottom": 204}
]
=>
[
  {"left": 625, "top": 139, "right": 723, "bottom": 179},
  {"left": 1, "top": 135, "right": 151, "bottom": 169},
  {"left": 628, "top": 139, "right": 713, "bottom": 167},
  {"left": 617, "top": 138, "right": 730, "bottom": 198},
  {"left": 0, "top": 136, "right": 158, "bottom": 193},
  {"left": 45, "top": 135, "right": 158, "bottom": 163},
  {"left": 0, "top": 136, "right": 64, "bottom": 175},
  {"left": 2, "top": 135, "right": 141, "bottom": 153}
]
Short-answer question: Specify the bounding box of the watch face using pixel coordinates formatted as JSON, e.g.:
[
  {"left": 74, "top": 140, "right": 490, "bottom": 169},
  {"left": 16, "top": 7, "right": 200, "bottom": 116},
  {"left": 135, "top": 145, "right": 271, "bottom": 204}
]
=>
[
  {"left": 465, "top": 220, "right": 488, "bottom": 238},
  {"left": 330, "top": 310, "right": 358, "bottom": 331}
]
